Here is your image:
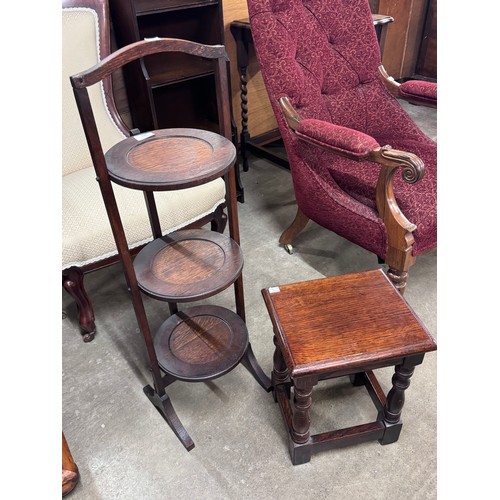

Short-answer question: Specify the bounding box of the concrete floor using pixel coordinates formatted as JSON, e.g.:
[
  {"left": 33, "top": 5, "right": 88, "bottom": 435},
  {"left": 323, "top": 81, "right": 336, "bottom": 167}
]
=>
[{"left": 61, "top": 101, "right": 437, "bottom": 499}]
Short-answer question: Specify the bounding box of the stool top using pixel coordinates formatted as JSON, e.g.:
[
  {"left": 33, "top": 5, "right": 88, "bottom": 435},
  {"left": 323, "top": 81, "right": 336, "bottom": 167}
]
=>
[
  {"left": 134, "top": 229, "right": 244, "bottom": 302},
  {"left": 262, "top": 269, "right": 436, "bottom": 377}
]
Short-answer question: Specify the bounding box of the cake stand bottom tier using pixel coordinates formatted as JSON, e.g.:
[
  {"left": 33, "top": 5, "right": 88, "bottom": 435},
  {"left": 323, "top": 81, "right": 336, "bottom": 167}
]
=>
[{"left": 154, "top": 305, "right": 249, "bottom": 382}]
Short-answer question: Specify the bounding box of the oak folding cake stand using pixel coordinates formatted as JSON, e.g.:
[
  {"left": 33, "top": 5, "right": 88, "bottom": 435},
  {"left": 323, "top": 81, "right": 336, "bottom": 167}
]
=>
[{"left": 70, "top": 38, "right": 271, "bottom": 450}]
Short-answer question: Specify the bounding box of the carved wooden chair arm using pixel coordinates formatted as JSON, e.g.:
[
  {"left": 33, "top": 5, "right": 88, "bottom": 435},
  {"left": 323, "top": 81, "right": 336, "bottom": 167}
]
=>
[
  {"left": 378, "top": 65, "right": 437, "bottom": 108},
  {"left": 279, "top": 96, "right": 425, "bottom": 275},
  {"left": 279, "top": 97, "right": 425, "bottom": 182}
]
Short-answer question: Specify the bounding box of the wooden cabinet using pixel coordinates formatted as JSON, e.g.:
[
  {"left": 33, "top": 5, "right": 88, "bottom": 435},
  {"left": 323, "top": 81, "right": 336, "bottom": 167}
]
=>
[
  {"left": 109, "top": 0, "right": 225, "bottom": 133},
  {"left": 415, "top": 0, "right": 437, "bottom": 80},
  {"left": 371, "top": 0, "right": 436, "bottom": 82}
]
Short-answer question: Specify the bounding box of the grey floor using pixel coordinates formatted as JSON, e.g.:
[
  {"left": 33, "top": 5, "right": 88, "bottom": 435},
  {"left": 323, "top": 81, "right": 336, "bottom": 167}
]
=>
[{"left": 62, "top": 101, "right": 437, "bottom": 499}]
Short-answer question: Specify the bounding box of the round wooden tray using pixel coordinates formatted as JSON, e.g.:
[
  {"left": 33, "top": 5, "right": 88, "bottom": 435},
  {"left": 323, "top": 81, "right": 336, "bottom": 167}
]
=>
[
  {"left": 154, "top": 305, "right": 249, "bottom": 382},
  {"left": 134, "top": 229, "right": 243, "bottom": 302},
  {"left": 104, "top": 128, "right": 236, "bottom": 190}
]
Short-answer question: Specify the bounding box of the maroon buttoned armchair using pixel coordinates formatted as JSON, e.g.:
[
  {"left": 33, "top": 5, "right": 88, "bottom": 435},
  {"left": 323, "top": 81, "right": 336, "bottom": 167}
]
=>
[{"left": 246, "top": 0, "right": 436, "bottom": 292}]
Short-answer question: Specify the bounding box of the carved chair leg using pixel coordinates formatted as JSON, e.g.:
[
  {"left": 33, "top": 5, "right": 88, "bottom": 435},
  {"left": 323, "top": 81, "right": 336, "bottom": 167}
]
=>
[
  {"left": 62, "top": 266, "right": 96, "bottom": 342},
  {"left": 374, "top": 154, "right": 423, "bottom": 295},
  {"left": 279, "top": 207, "right": 310, "bottom": 246},
  {"left": 384, "top": 244, "right": 415, "bottom": 295},
  {"left": 386, "top": 267, "right": 410, "bottom": 294}
]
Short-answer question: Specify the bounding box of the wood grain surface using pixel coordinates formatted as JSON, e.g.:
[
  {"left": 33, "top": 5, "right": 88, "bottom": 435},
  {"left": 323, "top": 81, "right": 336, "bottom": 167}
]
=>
[
  {"left": 262, "top": 269, "right": 436, "bottom": 377},
  {"left": 105, "top": 128, "right": 236, "bottom": 190},
  {"left": 154, "top": 305, "right": 249, "bottom": 380},
  {"left": 134, "top": 229, "right": 243, "bottom": 302}
]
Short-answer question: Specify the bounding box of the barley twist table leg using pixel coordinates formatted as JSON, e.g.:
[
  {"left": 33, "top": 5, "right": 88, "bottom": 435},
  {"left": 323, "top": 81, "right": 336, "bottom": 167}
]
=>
[{"left": 239, "top": 66, "right": 250, "bottom": 172}]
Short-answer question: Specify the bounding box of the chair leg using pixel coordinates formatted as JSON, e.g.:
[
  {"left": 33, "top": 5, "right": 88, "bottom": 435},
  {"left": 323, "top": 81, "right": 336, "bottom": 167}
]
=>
[
  {"left": 279, "top": 207, "right": 310, "bottom": 251},
  {"left": 374, "top": 156, "right": 421, "bottom": 294},
  {"left": 62, "top": 266, "right": 96, "bottom": 342},
  {"left": 384, "top": 240, "right": 416, "bottom": 295},
  {"left": 386, "top": 267, "right": 410, "bottom": 294}
]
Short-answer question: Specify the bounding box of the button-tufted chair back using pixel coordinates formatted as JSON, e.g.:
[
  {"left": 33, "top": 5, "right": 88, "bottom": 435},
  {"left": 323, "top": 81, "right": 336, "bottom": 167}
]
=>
[{"left": 250, "top": 0, "right": 380, "bottom": 127}]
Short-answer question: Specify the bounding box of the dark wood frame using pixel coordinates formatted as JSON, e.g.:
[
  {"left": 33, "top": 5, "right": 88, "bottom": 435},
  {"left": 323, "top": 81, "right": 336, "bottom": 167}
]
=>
[
  {"left": 70, "top": 36, "right": 271, "bottom": 450},
  {"left": 262, "top": 270, "right": 437, "bottom": 465},
  {"left": 108, "top": 0, "right": 246, "bottom": 201}
]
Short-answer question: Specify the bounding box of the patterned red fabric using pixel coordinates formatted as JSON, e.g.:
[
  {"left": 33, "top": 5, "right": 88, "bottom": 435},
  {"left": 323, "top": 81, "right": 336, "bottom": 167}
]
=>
[
  {"left": 399, "top": 80, "right": 437, "bottom": 106},
  {"left": 400, "top": 80, "right": 437, "bottom": 99},
  {"left": 247, "top": 0, "right": 437, "bottom": 258},
  {"left": 296, "top": 119, "right": 379, "bottom": 158}
]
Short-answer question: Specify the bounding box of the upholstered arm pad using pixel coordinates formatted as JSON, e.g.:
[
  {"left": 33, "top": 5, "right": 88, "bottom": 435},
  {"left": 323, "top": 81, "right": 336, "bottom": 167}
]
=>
[
  {"left": 295, "top": 119, "right": 380, "bottom": 159},
  {"left": 377, "top": 66, "right": 436, "bottom": 108},
  {"left": 399, "top": 80, "right": 437, "bottom": 107}
]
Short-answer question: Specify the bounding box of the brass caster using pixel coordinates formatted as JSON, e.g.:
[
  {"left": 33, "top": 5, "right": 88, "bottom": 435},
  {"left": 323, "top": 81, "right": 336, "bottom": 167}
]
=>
[
  {"left": 284, "top": 244, "right": 294, "bottom": 255},
  {"left": 82, "top": 331, "right": 96, "bottom": 343}
]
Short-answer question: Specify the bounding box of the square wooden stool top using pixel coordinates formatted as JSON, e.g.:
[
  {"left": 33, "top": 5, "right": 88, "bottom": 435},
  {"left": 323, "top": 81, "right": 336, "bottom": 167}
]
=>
[{"left": 262, "top": 269, "right": 437, "bottom": 465}]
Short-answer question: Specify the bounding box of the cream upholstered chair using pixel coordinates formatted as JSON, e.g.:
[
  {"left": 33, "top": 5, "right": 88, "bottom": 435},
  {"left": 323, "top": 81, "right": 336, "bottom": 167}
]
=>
[{"left": 62, "top": 0, "right": 227, "bottom": 342}]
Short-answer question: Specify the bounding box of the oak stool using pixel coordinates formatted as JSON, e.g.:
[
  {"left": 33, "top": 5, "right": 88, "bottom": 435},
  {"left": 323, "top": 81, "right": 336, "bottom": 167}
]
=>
[{"left": 262, "top": 269, "right": 436, "bottom": 465}]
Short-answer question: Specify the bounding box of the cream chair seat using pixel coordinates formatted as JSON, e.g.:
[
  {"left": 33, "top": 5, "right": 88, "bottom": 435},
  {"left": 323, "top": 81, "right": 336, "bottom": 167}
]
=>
[{"left": 62, "top": 0, "right": 226, "bottom": 342}]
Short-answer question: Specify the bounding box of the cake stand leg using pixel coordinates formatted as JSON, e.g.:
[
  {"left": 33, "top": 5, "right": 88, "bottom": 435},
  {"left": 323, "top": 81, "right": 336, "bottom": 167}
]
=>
[
  {"left": 240, "top": 343, "right": 272, "bottom": 392},
  {"left": 143, "top": 384, "right": 195, "bottom": 451}
]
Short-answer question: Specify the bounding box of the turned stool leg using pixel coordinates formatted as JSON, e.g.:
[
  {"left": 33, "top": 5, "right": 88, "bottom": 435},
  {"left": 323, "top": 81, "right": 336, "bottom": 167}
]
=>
[
  {"left": 271, "top": 334, "right": 290, "bottom": 401},
  {"left": 290, "top": 376, "right": 316, "bottom": 465},
  {"left": 379, "top": 363, "right": 416, "bottom": 444}
]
